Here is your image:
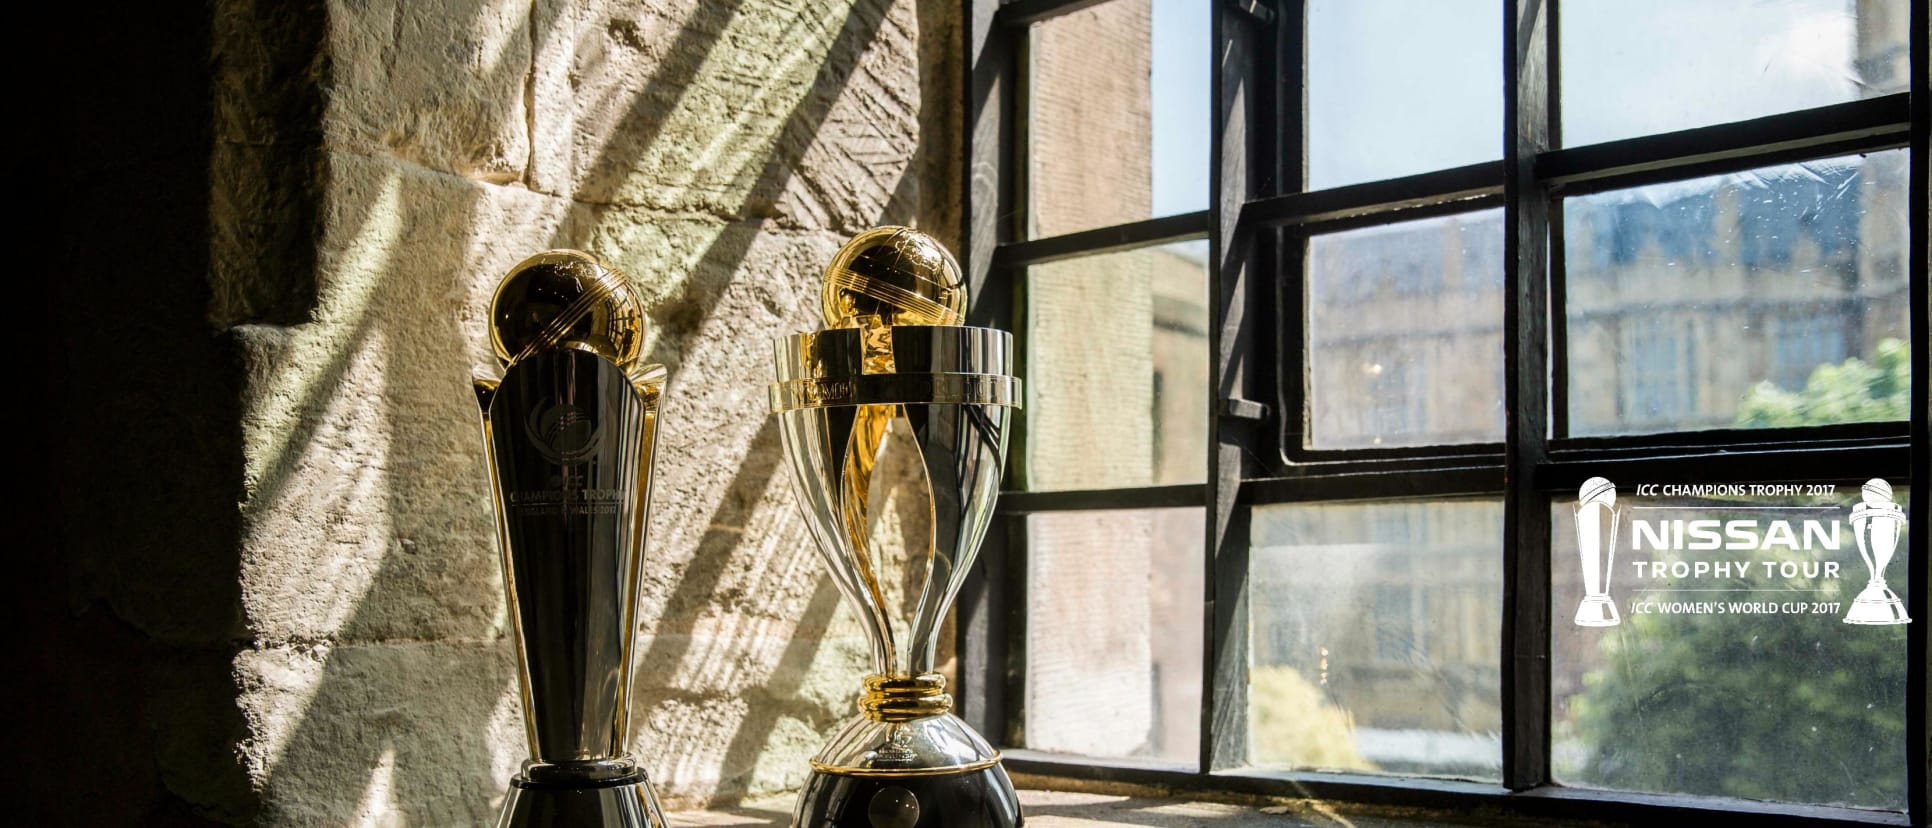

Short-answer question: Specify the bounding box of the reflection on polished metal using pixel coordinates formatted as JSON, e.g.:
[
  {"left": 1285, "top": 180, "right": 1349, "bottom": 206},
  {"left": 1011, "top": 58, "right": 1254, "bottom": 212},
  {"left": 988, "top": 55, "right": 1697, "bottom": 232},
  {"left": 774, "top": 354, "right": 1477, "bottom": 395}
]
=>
[
  {"left": 772, "top": 227, "right": 1025, "bottom": 827},
  {"left": 475, "top": 250, "right": 668, "bottom": 828}
]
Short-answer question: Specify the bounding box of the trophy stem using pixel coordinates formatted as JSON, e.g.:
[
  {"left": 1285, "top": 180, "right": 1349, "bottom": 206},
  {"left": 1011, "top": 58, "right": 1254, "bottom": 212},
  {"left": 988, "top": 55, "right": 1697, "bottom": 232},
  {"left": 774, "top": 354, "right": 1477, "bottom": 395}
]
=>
[{"left": 859, "top": 672, "right": 952, "bottom": 721}]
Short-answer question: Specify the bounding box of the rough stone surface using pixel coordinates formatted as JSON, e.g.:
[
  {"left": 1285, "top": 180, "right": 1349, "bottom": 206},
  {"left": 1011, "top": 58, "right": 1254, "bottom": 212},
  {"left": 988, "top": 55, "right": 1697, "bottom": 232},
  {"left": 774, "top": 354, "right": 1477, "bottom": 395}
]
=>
[
  {"left": 235, "top": 151, "right": 573, "bottom": 647},
  {"left": 216, "top": 0, "right": 966, "bottom": 823},
  {"left": 560, "top": 0, "right": 939, "bottom": 233},
  {"left": 237, "top": 641, "right": 523, "bottom": 826},
  {"left": 212, "top": 0, "right": 326, "bottom": 328},
  {"left": 323, "top": 0, "right": 533, "bottom": 183}
]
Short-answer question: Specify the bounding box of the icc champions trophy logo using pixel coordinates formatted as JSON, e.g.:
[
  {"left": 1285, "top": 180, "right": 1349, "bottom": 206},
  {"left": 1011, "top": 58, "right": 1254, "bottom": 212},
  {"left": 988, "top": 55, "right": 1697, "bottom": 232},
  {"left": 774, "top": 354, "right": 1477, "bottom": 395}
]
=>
[
  {"left": 1573, "top": 477, "right": 1621, "bottom": 627},
  {"left": 1570, "top": 477, "right": 1909, "bottom": 627},
  {"left": 523, "top": 400, "right": 608, "bottom": 464}
]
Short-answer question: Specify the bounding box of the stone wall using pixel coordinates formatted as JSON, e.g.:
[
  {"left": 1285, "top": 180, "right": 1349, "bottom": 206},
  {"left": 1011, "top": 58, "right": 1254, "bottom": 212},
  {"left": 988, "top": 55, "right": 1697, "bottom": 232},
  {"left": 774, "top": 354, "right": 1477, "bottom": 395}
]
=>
[{"left": 32, "top": 1, "right": 960, "bottom": 825}]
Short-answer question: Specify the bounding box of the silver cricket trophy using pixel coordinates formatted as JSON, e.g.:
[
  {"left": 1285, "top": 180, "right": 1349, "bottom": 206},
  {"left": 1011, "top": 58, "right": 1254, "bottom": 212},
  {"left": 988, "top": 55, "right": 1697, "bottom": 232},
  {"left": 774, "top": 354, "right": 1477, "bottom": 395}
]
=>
[
  {"left": 770, "top": 227, "right": 1024, "bottom": 828},
  {"left": 473, "top": 250, "right": 669, "bottom": 827}
]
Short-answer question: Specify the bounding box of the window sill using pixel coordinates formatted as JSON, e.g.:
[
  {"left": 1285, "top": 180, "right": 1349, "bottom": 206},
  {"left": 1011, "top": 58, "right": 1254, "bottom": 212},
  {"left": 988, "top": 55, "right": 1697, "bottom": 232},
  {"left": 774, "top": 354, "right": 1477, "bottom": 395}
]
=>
[{"left": 667, "top": 788, "right": 1590, "bottom": 828}]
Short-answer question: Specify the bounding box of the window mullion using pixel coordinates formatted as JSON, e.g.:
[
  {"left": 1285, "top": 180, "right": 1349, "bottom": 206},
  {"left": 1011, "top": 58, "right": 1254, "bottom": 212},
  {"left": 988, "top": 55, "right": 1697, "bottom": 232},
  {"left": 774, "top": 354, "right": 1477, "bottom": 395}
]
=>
[
  {"left": 1500, "top": 0, "right": 1555, "bottom": 792},
  {"left": 956, "top": 0, "right": 1023, "bottom": 751},
  {"left": 1903, "top": 0, "right": 1929, "bottom": 821},
  {"left": 994, "top": 212, "right": 1212, "bottom": 269},
  {"left": 1202, "top": 0, "right": 1284, "bottom": 774}
]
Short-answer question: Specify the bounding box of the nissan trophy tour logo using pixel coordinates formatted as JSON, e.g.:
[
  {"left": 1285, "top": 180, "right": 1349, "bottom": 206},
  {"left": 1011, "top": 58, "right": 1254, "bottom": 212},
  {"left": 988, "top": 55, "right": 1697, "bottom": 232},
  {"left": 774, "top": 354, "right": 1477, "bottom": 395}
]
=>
[
  {"left": 1573, "top": 477, "right": 1622, "bottom": 627},
  {"left": 1845, "top": 478, "right": 1910, "bottom": 626},
  {"left": 1569, "top": 476, "right": 1910, "bottom": 628}
]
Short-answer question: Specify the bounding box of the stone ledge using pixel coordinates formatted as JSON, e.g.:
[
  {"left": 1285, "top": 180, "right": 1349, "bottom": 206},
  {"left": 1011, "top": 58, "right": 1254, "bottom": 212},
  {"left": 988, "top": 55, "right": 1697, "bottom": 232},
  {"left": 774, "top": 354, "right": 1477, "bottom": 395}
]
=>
[{"left": 663, "top": 789, "right": 1594, "bottom": 828}]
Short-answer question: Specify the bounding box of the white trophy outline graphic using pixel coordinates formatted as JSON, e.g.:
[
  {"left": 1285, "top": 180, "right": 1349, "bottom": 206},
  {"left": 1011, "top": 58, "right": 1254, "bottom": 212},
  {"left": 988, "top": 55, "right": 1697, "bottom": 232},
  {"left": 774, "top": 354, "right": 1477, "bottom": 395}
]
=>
[
  {"left": 1574, "top": 477, "right": 1621, "bottom": 627},
  {"left": 1844, "top": 477, "right": 1910, "bottom": 625}
]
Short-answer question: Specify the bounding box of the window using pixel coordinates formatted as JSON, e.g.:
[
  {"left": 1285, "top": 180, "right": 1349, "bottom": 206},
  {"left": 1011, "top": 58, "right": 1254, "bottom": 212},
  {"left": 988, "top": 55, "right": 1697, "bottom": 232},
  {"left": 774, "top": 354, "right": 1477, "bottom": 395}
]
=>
[{"left": 960, "top": 0, "right": 1926, "bottom": 823}]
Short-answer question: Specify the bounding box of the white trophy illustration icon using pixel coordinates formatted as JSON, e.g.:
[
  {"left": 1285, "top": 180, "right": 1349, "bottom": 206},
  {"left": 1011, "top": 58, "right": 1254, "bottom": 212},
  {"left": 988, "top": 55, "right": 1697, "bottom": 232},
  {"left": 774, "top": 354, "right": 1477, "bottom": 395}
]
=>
[
  {"left": 1844, "top": 478, "right": 1910, "bottom": 625},
  {"left": 1574, "top": 477, "right": 1621, "bottom": 627}
]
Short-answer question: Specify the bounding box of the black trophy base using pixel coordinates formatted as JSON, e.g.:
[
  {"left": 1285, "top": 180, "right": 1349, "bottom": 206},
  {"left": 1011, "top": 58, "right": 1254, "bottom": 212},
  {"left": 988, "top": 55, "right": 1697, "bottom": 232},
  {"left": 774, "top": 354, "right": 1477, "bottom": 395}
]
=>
[
  {"left": 792, "top": 764, "right": 1022, "bottom": 828},
  {"left": 498, "top": 774, "right": 666, "bottom": 828}
]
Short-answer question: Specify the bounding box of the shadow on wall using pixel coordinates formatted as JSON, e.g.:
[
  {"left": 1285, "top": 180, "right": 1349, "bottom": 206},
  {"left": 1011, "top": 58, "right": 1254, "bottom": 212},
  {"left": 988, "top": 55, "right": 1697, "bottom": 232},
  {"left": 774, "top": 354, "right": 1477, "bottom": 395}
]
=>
[
  {"left": 233, "top": 0, "right": 957, "bottom": 824},
  {"left": 26, "top": 1, "right": 256, "bottom": 824}
]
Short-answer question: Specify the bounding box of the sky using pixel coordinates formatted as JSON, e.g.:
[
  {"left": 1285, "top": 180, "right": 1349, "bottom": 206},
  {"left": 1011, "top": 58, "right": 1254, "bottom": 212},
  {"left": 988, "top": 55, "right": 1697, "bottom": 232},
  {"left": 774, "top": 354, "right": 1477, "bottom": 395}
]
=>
[{"left": 1144, "top": 0, "right": 1886, "bottom": 214}]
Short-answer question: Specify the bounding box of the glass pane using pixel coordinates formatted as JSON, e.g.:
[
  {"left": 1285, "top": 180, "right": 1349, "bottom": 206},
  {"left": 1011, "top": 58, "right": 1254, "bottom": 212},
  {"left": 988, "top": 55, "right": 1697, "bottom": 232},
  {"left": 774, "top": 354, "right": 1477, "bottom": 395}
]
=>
[
  {"left": 1025, "top": 242, "right": 1208, "bottom": 491},
  {"left": 1552, "top": 480, "right": 1910, "bottom": 809},
  {"left": 1024, "top": 508, "right": 1204, "bottom": 764},
  {"left": 1249, "top": 499, "right": 1503, "bottom": 779},
  {"left": 1028, "top": 0, "right": 1208, "bottom": 238},
  {"left": 1307, "top": 209, "right": 1505, "bottom": 449},
  {"left": 1307, "top": 0, "right": 1501, "bottom": 190},
  {"left": 1561, "top": 0, "right": 1911, "bottom": 147},
  {"left": 1564, "top": 151, "right": 1911, "bottom": 436}
]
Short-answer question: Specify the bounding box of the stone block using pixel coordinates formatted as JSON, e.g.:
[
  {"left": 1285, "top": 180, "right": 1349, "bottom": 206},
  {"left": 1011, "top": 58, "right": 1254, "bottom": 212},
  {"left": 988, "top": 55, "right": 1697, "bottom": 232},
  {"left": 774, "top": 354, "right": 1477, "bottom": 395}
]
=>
[
  {"left": 236, "top": 640, "right": 522, "bottom": 826},
  {"left": 633, "top": 621, "right": 867, "bottom": 809},
  {"left": 560, "top": 0, "right": 927, "bottom": 233},
  {"left": 324, "top": 0, "right": 533, "bottom": 182},
  {"left": 237, "top": 152, "right": 575, "bottom": 645}
]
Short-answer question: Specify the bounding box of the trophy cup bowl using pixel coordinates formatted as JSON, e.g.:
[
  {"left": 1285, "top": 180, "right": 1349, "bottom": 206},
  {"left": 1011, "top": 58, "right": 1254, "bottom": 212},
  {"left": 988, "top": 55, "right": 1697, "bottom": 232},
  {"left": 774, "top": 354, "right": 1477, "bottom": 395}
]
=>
[
  {"left": 1845, "top": 479, "right": 1909, "bottom": 625},
  {"left": 771, "top": 228, "right": 1025, "bottom": 828},
  {"left": 474, "top": 250, "right": 668, "bottom": 827}
]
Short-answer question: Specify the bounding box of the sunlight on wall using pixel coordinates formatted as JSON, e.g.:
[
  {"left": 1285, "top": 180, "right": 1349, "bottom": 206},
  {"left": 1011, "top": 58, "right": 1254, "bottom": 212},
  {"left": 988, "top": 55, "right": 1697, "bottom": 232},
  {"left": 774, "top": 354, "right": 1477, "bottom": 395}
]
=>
[
  {"left": 351, "top": 748, "right": 400, "bottom": 828},
  {"left": 225, "top": 0, "right": 960, "bottom": 821},
  {"left": 238, "top": 172, "right": 402, "bottom": 647},
  {"left": 573, "top": 2, "right": 861, "bottom": 209}
]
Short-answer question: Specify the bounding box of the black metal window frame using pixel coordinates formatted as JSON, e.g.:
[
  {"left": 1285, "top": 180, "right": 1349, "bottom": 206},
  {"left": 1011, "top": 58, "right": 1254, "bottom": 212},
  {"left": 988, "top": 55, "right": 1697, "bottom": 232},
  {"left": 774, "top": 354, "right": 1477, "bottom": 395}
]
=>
[{"left": 954, "top": 1, "right": 1931, "bottom": 825}]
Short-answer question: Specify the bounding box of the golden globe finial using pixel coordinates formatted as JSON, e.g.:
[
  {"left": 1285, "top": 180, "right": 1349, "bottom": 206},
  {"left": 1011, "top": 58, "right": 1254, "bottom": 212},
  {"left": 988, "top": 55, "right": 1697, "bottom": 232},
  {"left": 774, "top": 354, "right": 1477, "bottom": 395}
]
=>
[
  {"left": 820, "top": 226, "right": 965, "bottom": 329},
  {"left": 489, "top": 249, "right": 646, "bottom": 368}
]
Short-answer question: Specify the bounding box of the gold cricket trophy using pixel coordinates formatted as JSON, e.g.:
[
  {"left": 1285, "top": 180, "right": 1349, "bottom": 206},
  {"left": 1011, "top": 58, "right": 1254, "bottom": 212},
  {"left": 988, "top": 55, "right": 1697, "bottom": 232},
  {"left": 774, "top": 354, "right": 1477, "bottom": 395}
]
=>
[
  {"left": 473, "top": 251, "right": 669, "bottom": 827},
  {"left": 770, "top": 227, "right": 1025, "bottom": 828}
]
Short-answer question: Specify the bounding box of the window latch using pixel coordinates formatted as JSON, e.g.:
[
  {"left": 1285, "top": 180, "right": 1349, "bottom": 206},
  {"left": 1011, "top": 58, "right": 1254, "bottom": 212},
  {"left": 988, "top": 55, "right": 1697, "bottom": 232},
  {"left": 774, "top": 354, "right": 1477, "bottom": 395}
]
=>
[{"left": 1221, "top": 397, "right": 1270, "bottom": 421}]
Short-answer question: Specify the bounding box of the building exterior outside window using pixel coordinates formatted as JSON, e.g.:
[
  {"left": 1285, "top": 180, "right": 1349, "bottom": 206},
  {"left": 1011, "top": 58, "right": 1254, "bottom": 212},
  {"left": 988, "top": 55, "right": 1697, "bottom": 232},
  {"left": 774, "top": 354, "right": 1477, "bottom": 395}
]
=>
[{"left": 985, "top": 0, "right": 1923, "bottom": 818}]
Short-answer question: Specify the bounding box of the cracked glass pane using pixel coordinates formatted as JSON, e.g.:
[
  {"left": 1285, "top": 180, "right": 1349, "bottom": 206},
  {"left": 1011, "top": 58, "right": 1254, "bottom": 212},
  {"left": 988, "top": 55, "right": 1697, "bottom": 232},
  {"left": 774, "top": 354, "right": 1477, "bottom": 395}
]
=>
[
  {"left": 1306, "top": 209, "right": 1505, "bottom": 449},
  {"left": 1563, "top": 151, "right": 1911, "bottom": 437},
  {"left": 1248, "top": 498, "right": 1504, "bottom": 780},
  {"left": 1307, "top": 0, "right": 1501, "bottom": 189},
  {"left": 1561, "top": 0, "right": 1910, "bottom": 146},
  {"left": 1023, "top": 507, "right": 1203, "bottom": 765}
]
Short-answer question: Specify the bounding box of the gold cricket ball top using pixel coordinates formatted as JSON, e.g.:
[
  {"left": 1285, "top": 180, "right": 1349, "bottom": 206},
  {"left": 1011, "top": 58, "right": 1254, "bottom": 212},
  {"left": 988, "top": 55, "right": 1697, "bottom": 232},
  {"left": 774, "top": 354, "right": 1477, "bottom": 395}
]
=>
[
  {"left": 821, "top": 226, "right": 965, "bottom": 329},
  {"left": 490, "top": 249, "right": 646, "bottom": 368}
]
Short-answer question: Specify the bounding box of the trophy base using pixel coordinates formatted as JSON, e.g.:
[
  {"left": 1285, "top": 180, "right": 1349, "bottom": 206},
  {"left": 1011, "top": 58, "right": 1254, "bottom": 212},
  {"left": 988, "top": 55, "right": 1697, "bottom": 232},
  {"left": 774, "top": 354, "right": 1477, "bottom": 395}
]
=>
[
  {"left": 1574, "top": 595, "right": 1620, "bottom": 627},
  {"left": 792, "top": 763, "right": 1022, "bottom": 828},
  {"left": 497, "top": 774, "right": 667, "bottom": 828},
  {"left": 1844, "top": 583, "right": 1911, "bottom": 625}
]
